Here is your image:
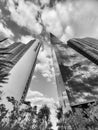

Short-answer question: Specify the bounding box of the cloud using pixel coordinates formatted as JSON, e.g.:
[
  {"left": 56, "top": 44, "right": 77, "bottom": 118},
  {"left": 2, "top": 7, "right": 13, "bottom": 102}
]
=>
[
  {"left": 26, "top": 89, "right": 55, "bottom": 106},
  {"left": 0, "top": 19, "right": 14, "bottom": 45},
  {"left": 18, "top": 35, "right": 34, "bottom": 44},
  {"left": 26, "top": 89, "right": 58, "bottom": 129},
  {"left": 40, "top": 0, "right": 50, "bottom": 7},
  {"left": 32, "top": 75, "right": 36, "bottom": 80},
  {"left": 69, "top": 0, "right": 98, "bottom": 38},
  {"left": 3, "top": 0, "right": 98, "bottom": 42},
  {"left": 35, "top": 45, "right": 55, "bottom": 82},
  {"left": 3, "top": 0, "right": 98, "bottom": 44},
  {"left": 41, "top": 0, "right": 98, "bottom": 43},
  {"left": 29, "top": 0, "right": 50, "bottom": 7},
  {"left": 26, "top": 89, "right": 44, "bottom": 100},
  {"left": 0, "top": 4, "right": 14, "bottom": 39},
  {"left": 0, "top": 22, "right": 14, "bottom": 38},
  {"left": 26, "top": 89, "right": 54, "bottom": 104},
  {"left": 6, "top": 0, "right": 42, "bottom": 34},
  {"left": 0, "top": 9, "right": 2, "bottom": 17},
  {"left": 42, "top": 8, "right": 63, "bottom": 37}
]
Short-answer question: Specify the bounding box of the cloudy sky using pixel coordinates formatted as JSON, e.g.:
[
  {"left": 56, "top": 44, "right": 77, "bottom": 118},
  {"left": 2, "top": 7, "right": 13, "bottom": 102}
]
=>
[{"left": 1, "top": 0, "right": 98, "bottom": 129}]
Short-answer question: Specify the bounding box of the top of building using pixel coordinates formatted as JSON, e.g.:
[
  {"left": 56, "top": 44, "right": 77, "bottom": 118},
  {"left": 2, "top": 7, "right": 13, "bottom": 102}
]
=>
[
  {"left": 0, "top": 39, "right": 36, "bottom": 85},
  {"left": 67, "top": 37, "right": 98, "bottom": 65},
  {"left": 0, "top": 39, "right": 36, "bottom": 71}
]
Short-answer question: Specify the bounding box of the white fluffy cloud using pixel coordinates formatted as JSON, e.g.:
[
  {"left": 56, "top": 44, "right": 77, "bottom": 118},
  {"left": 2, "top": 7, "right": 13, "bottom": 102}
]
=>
[
  {"left": 40, "top": 0, "right": 50, "bottom": 6},
  {"left": 19, "top": 35, "right": 34, "bottom": 44},
  {"left": 26, "top": 89, "right": 58, "bottom": 129},
  {"left": 41, "top": 0, "right": 98, "bottom": 43},
  {"left": 6, "top": 0, "right": 42, "bottom": 34},
  {"left": 26, "top": 89, "right": 55, "bottom": 107},
  {"left": 26, "top": 89, "right": 44, "bottom": 100},
  {"left": 3, "top": 0, "right": 98, "bottom": 56},
  {"left": 3, "top": 0, "right": 98, "bottom": 42},
  {"left": 42, "top": 8, "right": 63, "bottom": 37},
  {"left": 35, "top": 45, "right": 55, "bottom": 82}
]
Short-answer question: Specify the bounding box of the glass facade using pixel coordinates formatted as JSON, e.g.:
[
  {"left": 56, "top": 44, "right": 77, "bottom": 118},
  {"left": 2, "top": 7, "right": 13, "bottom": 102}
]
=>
[{"left": 50, "top": 33, "right": 98, "bottom": 108}]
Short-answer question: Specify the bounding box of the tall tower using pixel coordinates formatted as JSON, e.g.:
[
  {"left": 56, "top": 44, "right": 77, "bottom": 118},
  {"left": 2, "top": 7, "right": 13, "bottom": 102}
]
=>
[
  {"left": 67, "top": 37, "right": 98, "bottom": 109},
  {"left": 1, "top": 39, "right": 41, "bottom": 102},
  {"left": 50, "top": 33, "right": 71, "bottom": 113},
  {"left": 50, "top": 34, "right": 98, "bottom": 111}
]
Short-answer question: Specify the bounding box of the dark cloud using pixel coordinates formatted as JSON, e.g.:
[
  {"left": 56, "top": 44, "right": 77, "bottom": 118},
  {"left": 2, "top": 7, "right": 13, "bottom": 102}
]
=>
[{"left": 6, "top": 19, "right": 30, "bottom": 40}]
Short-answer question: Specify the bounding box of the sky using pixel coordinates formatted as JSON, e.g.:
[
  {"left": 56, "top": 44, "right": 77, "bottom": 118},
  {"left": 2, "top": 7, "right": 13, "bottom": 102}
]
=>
[{"left": 1, "top": 0, "right": 98, "bottom": 129}]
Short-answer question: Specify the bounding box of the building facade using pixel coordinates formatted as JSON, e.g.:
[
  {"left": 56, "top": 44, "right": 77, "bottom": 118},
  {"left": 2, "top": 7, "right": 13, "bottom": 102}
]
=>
[{"left": 0, "top": 39, "right": 41, "bottom": 102}]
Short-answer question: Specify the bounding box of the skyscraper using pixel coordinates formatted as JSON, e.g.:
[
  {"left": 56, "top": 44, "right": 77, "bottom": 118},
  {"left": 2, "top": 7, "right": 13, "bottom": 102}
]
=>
[
  {"left": 50, "top": 33, "right": 98, "bottom": 111},
  {"left": 1, "top": 39, "right": 41, "bottom": 102},
  {"left": 50, "top": 33, "right": 72, "bottom": 113},
  {"left": 67, "top": 37, "right": 98, "bottom": 108}
]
